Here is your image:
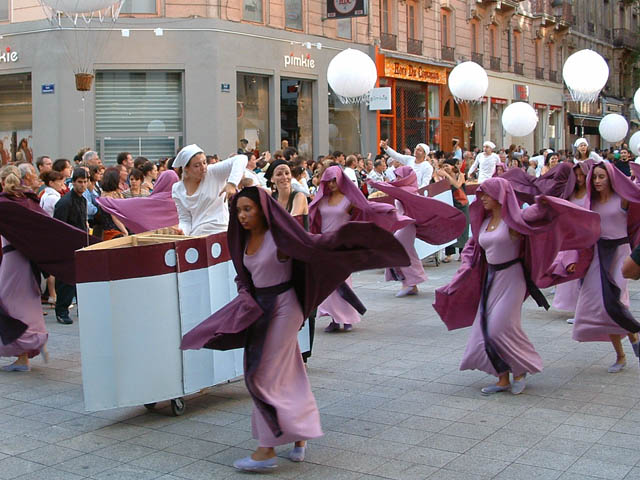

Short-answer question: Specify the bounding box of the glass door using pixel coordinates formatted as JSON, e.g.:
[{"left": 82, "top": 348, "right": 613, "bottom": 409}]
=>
[{"left": 280, "top": 78, "right": 313, "bottom": 158}]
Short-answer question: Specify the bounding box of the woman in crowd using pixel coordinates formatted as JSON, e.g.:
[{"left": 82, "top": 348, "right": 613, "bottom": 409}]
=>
[
  {"left": 552, "top": 164, "right": 588, "bottom": 321},
  {"left": 435, "top": 177, "right": 599, "bottom": 395},
  {"left": 180, "top": 187, "right": 409, "bottom": 472},
  {"left": 438, "top": 159, "right": 470, "bottom": 263},
  {"left": 574, "top": 138, "right": 602, "bottom": 163},
  {"left": 266, "top": 160, "right": 308, "bottom": 225},
  {"left": 0, "top": 166, "right": 48, "bottom": 371},
  {"left": 123, "top": 169, "right": 148, "bottom": 198},
  {"left": 172, "top": 144, "right": 247, "bottom": 236},
  {"left": 140, "top": 161, "right": 158, "bottom": 195},
  {"left": 98, "top": 168, "right": 129, "bottom": 240},
  {"left": 541, "top": 152, "right": 560, "bottom": 176},
  {"left": 368, "top": 165, "right": 465, "bottom": 297},
  {"left": 310, "top": 166, "right": 411, "bottom": 332},
  {"left": 52, "top": 158, "right": 72, "bottom": 194},
  {"left": 39, "top": 170, "right": 65, "bottom": 217},
  {"left": 573, "top": 161, "right": 640, "bottom": 372},
  {"left": 468, "top": 141, "right": 500, "bottom": 183}
]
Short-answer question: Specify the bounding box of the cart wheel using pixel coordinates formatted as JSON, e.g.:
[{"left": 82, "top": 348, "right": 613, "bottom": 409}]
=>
[
  {"left": 144, "top": 402, "right": 157, "bottom": 410},
  {"left": 171, "top": 398, "right": 185, "bottom": 416}
]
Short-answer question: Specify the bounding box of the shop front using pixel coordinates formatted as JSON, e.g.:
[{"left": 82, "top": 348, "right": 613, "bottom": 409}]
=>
[
  {"left": 1, "top": 18, "right": 374, "bottom": 164},
  {"left": 375, "top": 53, "right": 450, "bottom": 152}
]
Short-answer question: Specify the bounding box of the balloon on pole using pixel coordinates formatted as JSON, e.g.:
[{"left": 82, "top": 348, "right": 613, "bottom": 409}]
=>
[
  {"left": 501, "top": 102, "right": 538, "bottom": 137},
  {"left": 634, "top": 88, "right": 640, "bottom": 117},
  {"left": 598, "top": 114, "right": 629, "bottom": 143},
  {"left": 447, "top": 61, "right": 488, "bottom": 102},
  {"left": 327, "top": 49, "right": 377, "bottom": 104},
  {"left": 630, "top": 131, "right": 640, "bottom": 156},
  {"left": 562, "top": 49, "right": 609, "bottom": 103}
]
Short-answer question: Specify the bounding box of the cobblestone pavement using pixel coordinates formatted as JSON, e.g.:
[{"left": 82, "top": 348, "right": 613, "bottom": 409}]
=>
[{"left": 1, "top": 261, "right": 640, "bottom": 480}]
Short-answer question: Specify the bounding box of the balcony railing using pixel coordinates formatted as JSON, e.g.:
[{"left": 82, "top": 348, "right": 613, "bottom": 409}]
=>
[
  {"left": 490, "top": 56, "right": 501, "bottom": 72},
  {"left": 441, "top": 45, "right": 455, "bottom": 61},
  {"left": 514, "top": 62, "right": 524, "bottom": 75},
  {"left": 380, "top": 32, "right": 397, "bottom": 51},
  {"left": 407, "top": 38, "right": 423, "bottom": 56},
  {"left": 604, "top": 29, "right": 611, "bottom": 41},
  {"left": 613, "top": 28, "right": 638, "bottom": 50},
  {"left": 472, "top": 52, "right": 484, "bottom": 66},
  {"left": 549, "top": 70, "right": 558, "bottom": 82},
  {"left": 536, "top": 67, "right": 545, "bottom": 80}
]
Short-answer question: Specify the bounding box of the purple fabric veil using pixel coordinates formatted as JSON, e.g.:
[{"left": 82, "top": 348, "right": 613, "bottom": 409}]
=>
[
  {"left": 585, "top": 160, "right": 640, "bottom": 247},
  {"left": 501, "top": 162, "right": 576, "bottom": 204},
  {"left": 367, "top": 167, "right": 466, "bottom": 245},
  {"left": 628, "top": 162, "right": 640, "bottom": 184},
  {"left": 433, "top": 177, "right": 600, "bottom": 331},
  {"left": 96, "top": 170, "right": 180, "bottom": 234},
  {"left": 308, "top": 166, "right": 413, "bottom": 234}
]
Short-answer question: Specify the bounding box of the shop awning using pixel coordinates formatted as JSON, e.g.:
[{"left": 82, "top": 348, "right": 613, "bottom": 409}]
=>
[{"left": 568, "top": 113, "right": 601, "bottom": 135}]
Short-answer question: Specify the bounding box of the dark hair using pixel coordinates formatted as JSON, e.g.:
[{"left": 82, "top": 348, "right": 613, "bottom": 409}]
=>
[
  {"left": 240, "top": 138, "right": 248, "bottom": 144},
  {"left": 140, "top": 161, "right": 155, "bottom": 176},
  {"left": 236, "top": 185, "right": 261, "bottom": 208},
  {"left": 35, "top": 156, "right": 50, "bottom": 170},
  {"left": 283, "top": 147, "right": 298, "bottom": 161},
  {"left": 332, "top": 151, "right": 344, "bottom": 158},
  {"left": 52, "top": 158, "right": 70, "bottom": 172},
  {"left": 101, "top": 167, "right": 121, "bottom": 192},
  {"left": 40, "top": 170, "right": 63, "bottom": 185},
  {"left": 129, "top": 168, "right": 144, "bottom": 182},
  {"left": 374, "top": 159, "right": 384, "bottom": 169},
  {"left": 116, "top": 152, "right": 130, "bottom": 165},
  {"left": 134, "top": 156, "right": 149, "bottom": 170},
  {"left": 291, "top": 165, "right": 305, "bottom": 178},
  {"left": 89, "top": 164, "right": 104, "bottom": 182},
  {"left": 71, "top": 167, "right": 88, "bottom": 181}
]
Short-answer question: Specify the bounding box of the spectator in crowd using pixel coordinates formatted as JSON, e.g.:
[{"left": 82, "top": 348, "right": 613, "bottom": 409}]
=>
[
  {"left": 116, "top": 152, "right": 134, "bottom": 174},
  {"left": 123, "top": 169, "right": 148, "bottom": 198},
  {"left": 343, "top": 155, "right": 359, "bottom": 187},
  {"left": 452, "top": 138, "right": 463, "bottom": 160},
  {"left": 17, "top": 162, "right": 40, "bottom": 192},
  {"left": 116, "top": 164, "right": 129, "bottom": 192},
  {"left": 156, "top": 158, "right": 169, "bottom": 172},
  {"left": 36, "top": 156, "right": 53, "bottom": 175},
  {"left": 206, "top": 155, "right": 219, "bottom": 165},
  {"left": 283, "top": 147, "right": 298, "bottom": 163},
  {"left": 98, "top": 168, "right": 129, "bottom": 240},
  {"left": 52, "top": 158, "right": 72, "bottom": 193},
  {"left": 242, "top": 153, "right": 263, "bottom": 188},
  {"left": 237, "top": 139, "right": 251, "bottom": 155},
  {"left": 133, "top": 156, "right": 148, "bottom": 171},
  {"left": 527, "top": 158, "right": 538, "bottom": 177},
  {"left": 366, "top": 159, "right": 386, "bottom": 193},
  {"left": 53, "top": 168, "right": 90, "bottom": 325},
  {"left": 439, "top": 158, "right": 469, "bottom": 263},
  {"left": 332, "top": 151, "right": 345, "bottom": 166},
  {"left": 82, "top": 150, "right": 103, "bottom": 168},
  {"left": 39, "top": 170, "right": 65, "bottom": 217},
  {"left": 615, "top": 147, "right": 632, "bottom": 176},
  {"left": 85, "top": 165, "right": 103, "bottom": 227},
  {"left": 140, "top": 161, "right": 158, "bottom": 195}
]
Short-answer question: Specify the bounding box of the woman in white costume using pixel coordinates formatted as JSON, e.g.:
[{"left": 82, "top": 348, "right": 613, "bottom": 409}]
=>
[
  {"left": 468, "top": 141, "right": 500, "bottom": 183},
  {"left": 172, "top": 144, "right": 247, "bottom": 235},
  {"left": 380, "top": 140, "right": 434, "bottom": 189},
  {"left": 574, "top": 138, "right": 603, "bottom": 163}
]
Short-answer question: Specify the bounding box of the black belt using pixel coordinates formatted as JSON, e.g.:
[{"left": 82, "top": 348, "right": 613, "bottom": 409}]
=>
[
  {"left": 1, "top": 245, "right": 16, "bottom": 254},
  {"left": 597, "top": 237, "right": 640, "bottom": 333},
  {"left": 254, "top": 281, "right": 293, "bottom": 297},
  {"left": 480, "top": 257, "right": 549, "bottom": 374}
]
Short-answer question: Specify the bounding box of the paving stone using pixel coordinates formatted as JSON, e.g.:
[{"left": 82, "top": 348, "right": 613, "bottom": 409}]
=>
[
  {"left": 567, "top": 458, "right": 633, "bottom": 480},
  {"left": 129, "top": 451, "right": 196, "bottom": 473},
  {"left": 55, "top": 453, "right": 121, "bottom": 477},
  {"left": 494, "top": 463, "right": 562, "bottom": 480},
  {"left": 0, "top": 456, "right": 46, "bottom": 479},
  {"left": 17, "top": 443, "right": 83, "bottom": 466}
]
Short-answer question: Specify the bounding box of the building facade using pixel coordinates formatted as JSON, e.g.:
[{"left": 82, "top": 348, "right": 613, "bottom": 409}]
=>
[{"left": 1, "top": 0, "right": 637, "bottom": 163}]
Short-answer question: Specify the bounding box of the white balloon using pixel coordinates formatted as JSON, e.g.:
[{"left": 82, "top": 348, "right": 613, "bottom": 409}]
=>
[
  {"left": 634, "top": 88, "right": 640, "bottom": 117},
  {"left": 40, "top": 0, "right": 121, "bottom": 14},
  {"left": 501, "top": 102, "right": 538, "bottom": 137},
  {"left": 598, "top": 114, "right": 628, "bottom": 143},
  {"left": 563, "top": 49, "right": 609, "bottom": 103},
  {"left": 448, "top": 61, "right": 488, "bottom": 102},
  {"left": 630, "top": 131, "right": 640, "bottom": 156},
  {"left": 327, "top": 49, "right": 377, "bottom": 99}
]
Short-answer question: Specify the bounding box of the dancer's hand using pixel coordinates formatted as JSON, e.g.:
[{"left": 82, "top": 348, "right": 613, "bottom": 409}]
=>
[
  {"left": 220, "top": 182, "right": 237, "bottom": 201},
  {"left": 566, "top": 263, "right": 576, "bottom": 273}
]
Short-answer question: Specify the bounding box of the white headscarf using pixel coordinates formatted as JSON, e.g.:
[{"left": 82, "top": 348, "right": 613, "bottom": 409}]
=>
[
  {"left": 173, "top": 144, "right": 204, "bottom": 169},
  {"left": 574, "top": 138, "right": 588, "bottom": 148},
  {"left": 415, "top": 143, "right": 430, "bottom": 156},
  {"left": 483, "top": 141, "right": 496, "bottom": 149}
]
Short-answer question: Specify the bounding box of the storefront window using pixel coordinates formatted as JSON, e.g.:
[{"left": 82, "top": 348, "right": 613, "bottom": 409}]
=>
[
  {"left": 489, "top": 102, "right": 503, "bottom": 147},
  {"left": 534, "top": 107, "right": 546, "bottom": 151},
  {"left": 237, "top": 74, "right": 270, "bottom": 155},
  {"left": 95, "top": 71, "right": 184, "bottom": 164},
  {"left": 548, "top": 111, "right": 559, "bottom": 151},
  {"left": 285, "top": 0, "right": 303, "bottom": 30},
  {"left": 395, "top": 81, "right": 425, "bottom": 150},
  {"left": 243, "top": 0, "right": 263, "bottom": 23},
  {"left": 0, "top": 1, "right": 8, "bottom": 21},
  {"left": 328, "top": 90, "right": 360, "bottom": 155},
  {"left": 120, "top": 0, "right": 157, "bottom": 14},
  {"left": 0, "top": 73, "right": 32, "bottom": 164},
  {"left": 281, "top": 78, "right": 313, "bottom": 159},
  {"left": 428, "top": 85, "right": 440, "bottom": 150},
  {"left": 337, "top": 19, "right": 352, "bottom": 39}
]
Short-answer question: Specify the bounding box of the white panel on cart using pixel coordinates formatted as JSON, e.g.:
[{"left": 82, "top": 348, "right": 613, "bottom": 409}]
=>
[
  {"left": 414, "top": 189, "right": 456, "bottom": 259},
  {"left": 78, "top": 274, "right": 184, "bottom": 411}
]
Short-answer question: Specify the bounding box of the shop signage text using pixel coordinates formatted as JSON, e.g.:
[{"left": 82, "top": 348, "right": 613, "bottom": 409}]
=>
[
  {"left": 284, "top": 53, "right": 315, "bottom": 69},
  {"left": 383, "top": 58, "right": 446, "bottom": 84},
  {"left": 491, "top": 97, "right": 508, "bottom": 105},
  {"left": 0, "top": 47, "right": 19, "bottom": 64},
  {"left": 513, "top": 84, "right": 529, "bottom": 102},
  {"left": 368, "top": 87, "right": 392, "bottom": 111}
]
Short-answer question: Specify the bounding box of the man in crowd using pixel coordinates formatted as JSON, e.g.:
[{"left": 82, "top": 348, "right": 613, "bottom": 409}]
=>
[
  {"left": 343, "top": 155, "right": 359, "bottom": 187},
  {"left": 83, "top": 150, "right": 103, "bottom": 168},
  {"left": 366, "top": 159, "right": 386, "bottom": 194},
  {"left": 116, "top": 152, "right": 134, "bottom": 174},
  {"left": 36, "top": 156, "right": 53, "bottom": 174},
  {"left": 333, "top": 151, "right": 346, "bottom": 166},
  {"left": 53, "top": 168, "right": 89, "bottom": 325},
  {"left": 615, "top": 148, "right": 631, "bottom": 176},
  {"left": 237, "top": 139, "right": 251, "bottom": 155}
]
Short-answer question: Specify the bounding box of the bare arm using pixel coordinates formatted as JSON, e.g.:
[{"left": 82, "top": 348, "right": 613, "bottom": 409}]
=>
[
  {"left": 290, "top": 191, "right": 309, "bottom": 216},
  {"left": 623, "top": 255, "right": 640, "bottom": 280}
]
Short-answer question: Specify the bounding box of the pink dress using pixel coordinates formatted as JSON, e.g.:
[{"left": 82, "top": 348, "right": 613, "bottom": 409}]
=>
[
  {"left": 0, "top": 237, "right": 48, "bottom": 358},
  {"left": 243, "top": 230, "right": 322, "bottom": 447},
  {"left": 573, "top": 194, "right": 631, "bottom": 342},
  {"left": 460, "top": 219, "right": 543, "bottom": 377},
  {"left": 552, "top": 193, "right": 588, "bottom": 312},
  {"left": 317, "top": 196, "right": 361, "bottom": 325},
  {"left": 385, "top": 200, "right": 426, "bottom": 287}
]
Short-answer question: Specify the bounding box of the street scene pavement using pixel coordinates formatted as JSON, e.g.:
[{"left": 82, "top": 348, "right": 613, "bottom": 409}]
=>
[{"left": 0, "top": 261, "right": 639, "bottom": 480}]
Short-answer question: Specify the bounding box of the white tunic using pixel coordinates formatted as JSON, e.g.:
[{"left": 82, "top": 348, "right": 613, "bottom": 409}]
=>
[
  {"left": 172, "top": 154, "right": 247, "bottom": 236},
  {"left": 468, "top": 152, "right": 499, "bottom": 183},
  {"left": 384, "top": 146, "right": 433, "bottom": 188},
  {"left": 39, "top": 187, "right": 61, "bottom": 217}
]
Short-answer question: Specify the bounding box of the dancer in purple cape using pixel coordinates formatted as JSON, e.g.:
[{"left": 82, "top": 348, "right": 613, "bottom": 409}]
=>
[
  {"left": 0, "top": 166, "right": 97, "bottom": 371},
  {"left": 309, "top": 166, "right": 412, "bottom": 331},
  {"left": 552, "top": 164, "right": 588, "bottom": 318},
  {"left": 97, "top": 170, "right": 180, "bottom": 233},
  {"left": 501, "top": 161, "right": 576, "bottom": 205},
  {"left": 572, "top": 161, "right": 640, "bottom": 373},
  {"left": 368, "top": 165, "right": 466, "bottom": 297},
  {"left": 180, "top": 187, "right": 409, "bottom": 472},
  {"left": 434, "top": 177, "right": 600, "bottom": 395}
]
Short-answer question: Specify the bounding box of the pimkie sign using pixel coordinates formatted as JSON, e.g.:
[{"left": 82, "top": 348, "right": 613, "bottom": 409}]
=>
[
  {"left": 384, "top": 57, "right": 447, "bottom": 85},
  {"left": 0, "top": 47, "right": 19, "bottom": 64}
]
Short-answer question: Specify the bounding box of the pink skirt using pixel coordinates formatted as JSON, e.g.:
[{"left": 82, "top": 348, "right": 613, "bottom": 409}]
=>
[
  {"left": 385, "top": 223, "right": 426, "bottom": 288},
  {"left": 317, "top": 276, "right": 361, "bottom": 325}
]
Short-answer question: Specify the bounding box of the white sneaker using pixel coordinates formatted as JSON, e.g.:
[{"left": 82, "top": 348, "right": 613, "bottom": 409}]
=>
[
  {"left": 566, "top": 318, "right": 575, "bottom": 324},
  {"left": 395, "top": 286, "right": 418, "bottom": 298}
]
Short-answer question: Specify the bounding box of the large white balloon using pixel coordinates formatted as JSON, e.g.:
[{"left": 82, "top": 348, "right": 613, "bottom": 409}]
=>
[
  {"left": 634, "top": 88, "right": 640, "bottom": 117},
  {"left": 630, "top": 131, "right": 640, "bottom": 156},
  {"left": 563, "top": 49, "right": 609, "bottom": 103},
  {"left": 327, "top": 49, "right": 377, "bottom": 99},
  {"left": 40, "top": 0, "right": 121, "bottom": 14},
  {"left": 448, "top": 61, "right": 488, "bottom": 102},
  {"left": 501, "top": 102, "right": 538, "bottom": 137},
  {"left": 598, "top": 114, "right": 629, "bottom": 143}
]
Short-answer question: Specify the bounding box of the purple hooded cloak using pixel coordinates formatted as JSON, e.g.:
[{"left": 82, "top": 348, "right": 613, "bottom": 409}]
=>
[
  {"left": 96, "top": 170, "right": 180, "bottom": 233},
  {"left": 367, "top": 166, "right": 466, "bottom": 245},
  {"left": 309, "top": 166, "right": 413, "bottom": 234},
  {"left": 433, "top": 177, "right": 601, "bottom": 331},
  {"left": 501, "top": 162, "right": 577, "bottom": 205}
]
